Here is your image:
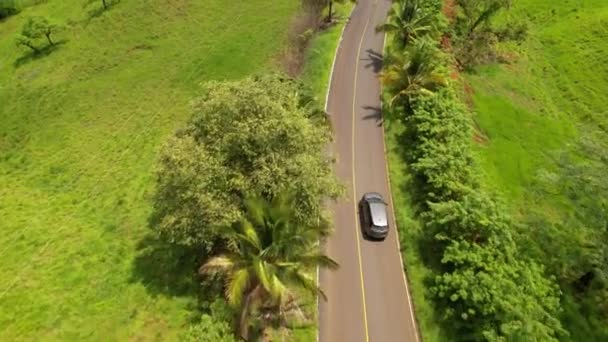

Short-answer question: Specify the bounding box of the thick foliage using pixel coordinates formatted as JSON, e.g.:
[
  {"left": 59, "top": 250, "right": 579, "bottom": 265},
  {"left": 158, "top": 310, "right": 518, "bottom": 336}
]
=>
[
  {"left": 181, "top": 314, "right": 236, "bottom": 342},
  {"left": 407, "top": 90, "right": 475, "bottom": 201},
  {"left": 200, "top": 193, "right": 338, "bottom": 339},
  {"left": 434, "top": 241, "right": 563, "bottom": 342},
  {"left": 0, "top": 0, "right": 19, "bottom": 19},
  {"left": 383, "top": 0, "right": 564, "bottom": 340},
  {"left": 153, "top": 74, "right": 341, "bottom": 248},
  {"left": 377, "top": 0, "right": 435, "bottom": 48},
  {"left": 382, "top": 37, "right": 448, "bottom": 108},
  {"left": 406, "top": 91, "right": 564, "bottom": 340}
]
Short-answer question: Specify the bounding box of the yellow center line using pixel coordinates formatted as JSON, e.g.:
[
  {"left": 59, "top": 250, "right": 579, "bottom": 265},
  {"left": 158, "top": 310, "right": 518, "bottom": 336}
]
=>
[{"left": 351, "top": 1, "right": 378, "bottom": 341}]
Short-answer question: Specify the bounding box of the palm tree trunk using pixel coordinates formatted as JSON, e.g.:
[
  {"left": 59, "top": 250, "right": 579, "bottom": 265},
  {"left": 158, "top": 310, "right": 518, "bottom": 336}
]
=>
[
  {"left": 239, "top": 285, "right": 263, "bottom": 341},
  {"left": 261, "top": 324, "right": 271, "bottom": 342}
]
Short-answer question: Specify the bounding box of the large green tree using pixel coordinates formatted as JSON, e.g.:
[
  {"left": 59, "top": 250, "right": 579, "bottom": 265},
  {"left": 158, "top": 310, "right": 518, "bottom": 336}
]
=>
[
  {"left": 200, "top": 193, "right": 339, "bottom": 340},
  {"left": 152, "top": 74, "right": 341, "bottom": 249}
]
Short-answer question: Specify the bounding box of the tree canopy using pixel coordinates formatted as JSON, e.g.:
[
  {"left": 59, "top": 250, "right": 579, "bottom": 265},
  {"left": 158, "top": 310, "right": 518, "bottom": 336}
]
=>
[{"left": 152, "top": 74, "right": 342, "bottom": 249}]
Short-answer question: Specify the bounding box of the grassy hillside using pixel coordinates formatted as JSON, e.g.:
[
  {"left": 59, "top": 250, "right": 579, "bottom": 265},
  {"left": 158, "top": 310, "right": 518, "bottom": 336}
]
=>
[
  {"left": 466, "top": 0, "right": 608, "bottom": 339},
  {"left": 0, "top": 0, "right": 297, "bottom": 339}
]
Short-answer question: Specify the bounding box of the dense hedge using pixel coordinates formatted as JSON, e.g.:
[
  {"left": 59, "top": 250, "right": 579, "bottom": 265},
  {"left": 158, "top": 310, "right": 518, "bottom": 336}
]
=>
[
  {"left": 385, "top": 0, "right": 565, "bottom": 340},
  {"left": 404, "top": 89, "right": 564, "bottom": 341}
]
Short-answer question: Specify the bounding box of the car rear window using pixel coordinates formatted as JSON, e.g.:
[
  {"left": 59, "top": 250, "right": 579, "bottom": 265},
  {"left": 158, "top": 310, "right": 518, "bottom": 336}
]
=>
[{"left": 369, "top": 202, "right": 388, "bottom": 227}]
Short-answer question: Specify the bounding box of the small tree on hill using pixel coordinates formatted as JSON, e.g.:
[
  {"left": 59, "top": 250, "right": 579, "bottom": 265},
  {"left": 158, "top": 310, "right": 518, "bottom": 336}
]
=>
[
  {"left": 15, "top": 16, "right": 57, "bottom": 52},
  {"left": 85, "top": 0, "right": 108, "bottom": 9}
]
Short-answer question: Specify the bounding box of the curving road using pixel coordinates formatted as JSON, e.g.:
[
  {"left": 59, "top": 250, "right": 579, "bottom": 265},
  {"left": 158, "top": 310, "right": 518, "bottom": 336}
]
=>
[{"left": 318, "top": 0, "right": 420, "bottom": 341}]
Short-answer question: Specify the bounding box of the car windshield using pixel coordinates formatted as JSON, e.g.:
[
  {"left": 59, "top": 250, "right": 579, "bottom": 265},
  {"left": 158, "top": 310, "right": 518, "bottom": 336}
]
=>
[{"left": 369, "top": 201, "right": 388, "bottom": 227}]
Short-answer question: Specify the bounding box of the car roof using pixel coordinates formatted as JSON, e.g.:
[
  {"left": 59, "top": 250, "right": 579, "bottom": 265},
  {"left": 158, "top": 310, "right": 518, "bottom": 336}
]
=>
[{"left": 369, "top": 201, "right": 388, "bottom": 227}]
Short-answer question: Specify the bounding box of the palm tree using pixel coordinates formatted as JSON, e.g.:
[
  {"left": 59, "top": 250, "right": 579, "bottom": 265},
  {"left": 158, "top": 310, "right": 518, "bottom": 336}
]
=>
[
  {"left": 381, "top": 37, "right": 448, "bottom": 107},
  {"left": 377, "top": 0, "right": 434, "bottom": 47},
  {"left": 200, "top": 193, "right": 338, "bottom": 341}
]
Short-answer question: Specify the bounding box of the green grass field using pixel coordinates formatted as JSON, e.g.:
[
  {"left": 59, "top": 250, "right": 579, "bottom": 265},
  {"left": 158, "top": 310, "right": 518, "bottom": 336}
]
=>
[
  {"left": 0, "top": 0, "right": 298, "bottom": 339},
  {"left": 466, "top": 0, "right": 608, "bottom": 339},
  {"left": 467, "top": 0, "right": 608, "bottom": 206}
]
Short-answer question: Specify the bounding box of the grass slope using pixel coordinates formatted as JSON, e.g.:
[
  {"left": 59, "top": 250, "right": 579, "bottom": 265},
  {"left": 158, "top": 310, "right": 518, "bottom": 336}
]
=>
[
  {"left": 0, "top": 0, "right": 297, "bottom": 339},
  {"left": 466, "top": 0, "right": 608, "bottom": 339},
  {"left": 468, "top": 0, "right": 607, "bottom": 210}
]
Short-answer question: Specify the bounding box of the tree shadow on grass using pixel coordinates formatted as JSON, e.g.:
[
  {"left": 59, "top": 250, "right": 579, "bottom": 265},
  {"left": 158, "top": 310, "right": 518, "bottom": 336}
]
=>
[
  {"left": 130, "top": 233, "right": 202, "bottom": 298},
  {"left": 14, "top": 41, "right": 67, "bottom": 68}
]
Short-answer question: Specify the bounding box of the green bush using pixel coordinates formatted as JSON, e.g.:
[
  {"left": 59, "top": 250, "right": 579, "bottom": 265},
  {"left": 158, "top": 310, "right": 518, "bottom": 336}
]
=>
[
  {"left": 407, "top": 90, "right": 476, "bottom": 202},
  {"left": 181, "top": 314, "right": 236, "bottom": 342},
  {"left": 0, "top": 0, "right": 20, "bottom": 19}
]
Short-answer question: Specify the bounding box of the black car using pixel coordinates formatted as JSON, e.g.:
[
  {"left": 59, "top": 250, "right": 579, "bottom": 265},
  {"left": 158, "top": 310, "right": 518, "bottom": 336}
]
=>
[{"left": 359, "top": 192, "right": 389, "bottom": 240}]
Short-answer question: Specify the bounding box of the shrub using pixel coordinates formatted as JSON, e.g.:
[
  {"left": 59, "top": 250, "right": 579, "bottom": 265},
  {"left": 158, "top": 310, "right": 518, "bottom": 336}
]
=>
[
  {"left": 181, "top": 314, "right": 236, "bottom": 342},
  {"left": 0, "top": 0, "right": 19, "bottom": 19}
]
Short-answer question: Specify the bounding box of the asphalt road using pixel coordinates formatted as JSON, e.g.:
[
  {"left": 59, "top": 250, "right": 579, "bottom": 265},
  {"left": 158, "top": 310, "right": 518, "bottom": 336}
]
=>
[{"left": 318, "top": 0, "right": 420, "bottom": 341}]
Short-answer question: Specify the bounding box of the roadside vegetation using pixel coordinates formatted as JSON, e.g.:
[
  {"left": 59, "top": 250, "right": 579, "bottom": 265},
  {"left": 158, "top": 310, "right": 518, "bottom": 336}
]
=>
[
  {"left": 152, "top": 74, "right": 342, "bottom": 340},
  {"left": 467, "top": 0, "right": 608, "bottom": 340},
  {"left": 379, "top": 0, "right": 602, "bottom": 340}
]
